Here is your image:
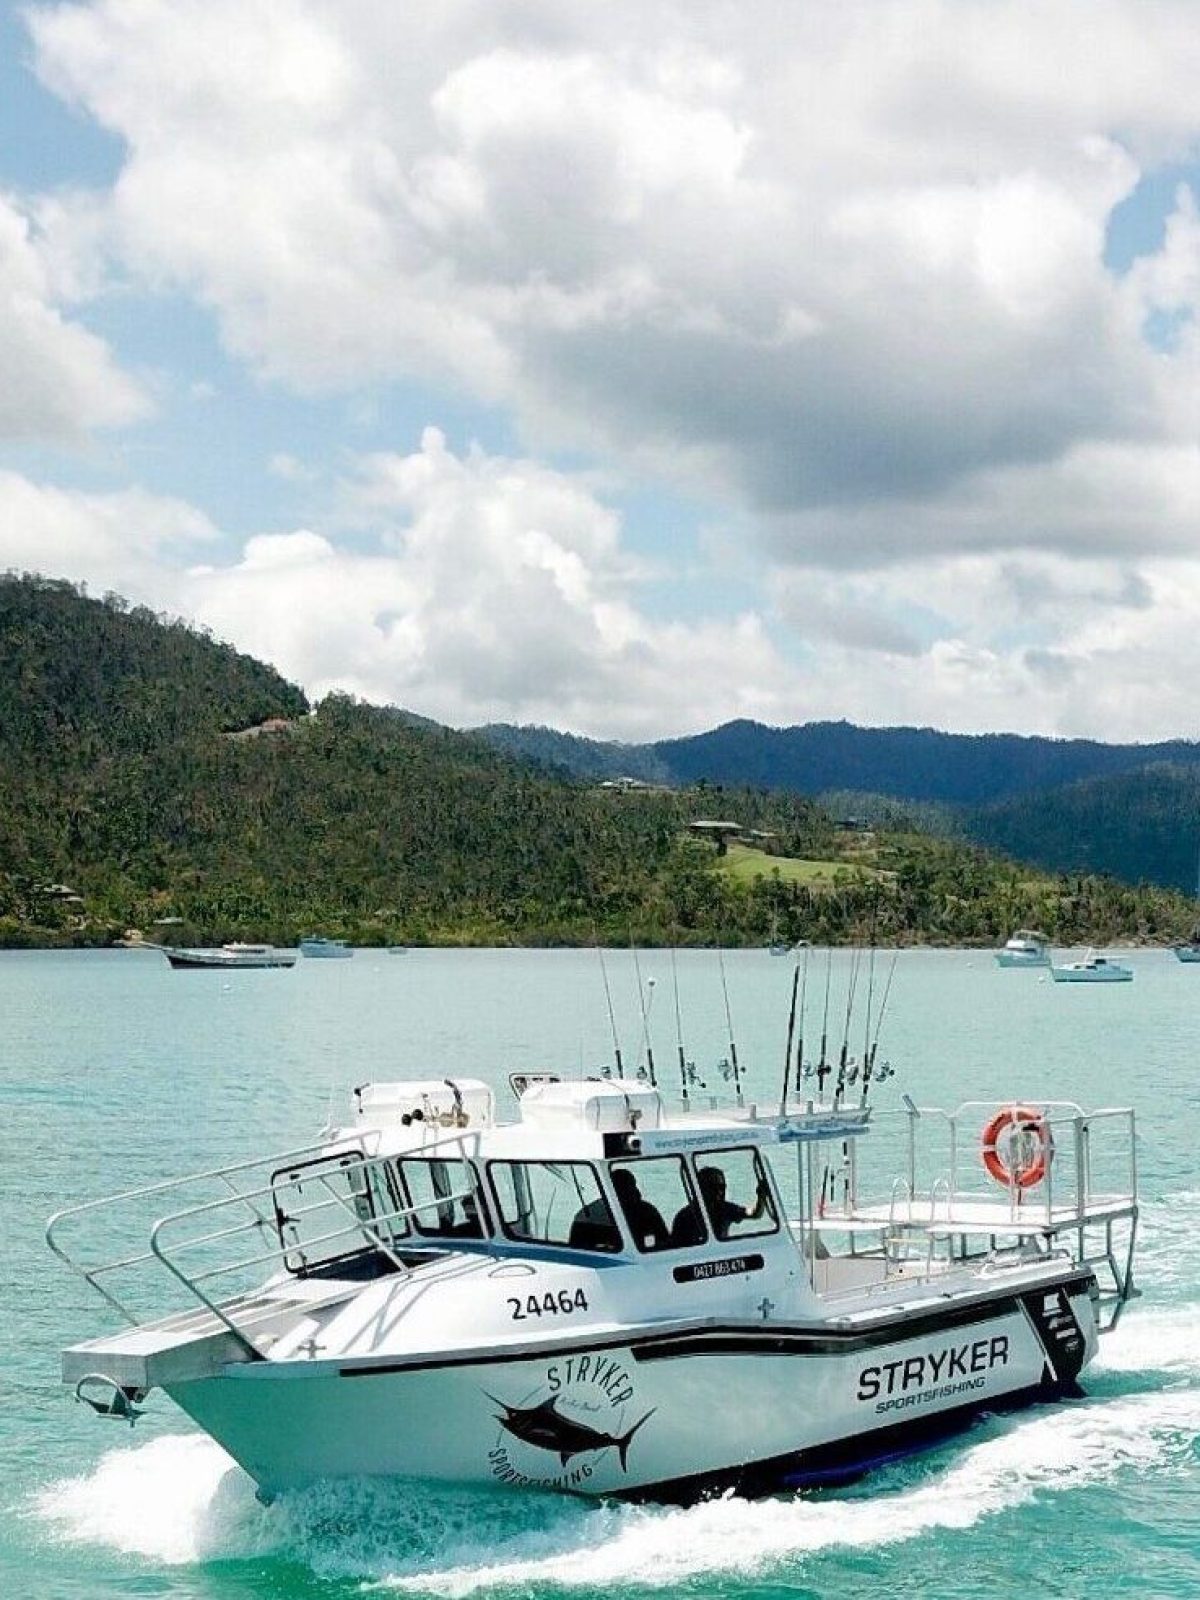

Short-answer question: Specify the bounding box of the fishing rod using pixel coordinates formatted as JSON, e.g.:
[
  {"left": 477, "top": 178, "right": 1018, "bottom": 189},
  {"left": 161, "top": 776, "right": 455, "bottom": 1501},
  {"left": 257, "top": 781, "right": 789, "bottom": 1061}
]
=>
[
  {"left": 595, "top": 935, "right": 624, "bottom": 1079},
  {"left": 631, "top": 939, "right": 658, "bottom": 1088},
  {"left": 670, "top": 942, "right": 689, "bottom": 1107},
  {"left": 779, "top": 948, "right": 802, "bottom": 1116},
  {"left": 861, "top": 949, "right": 900, "bottom": 1104},
  {"left": 793, "top": 942, "right": 811, "bottom": 1104},
  {"left": 717, "top": 948, "right": 743, "bottom": 1106},
  {"left": 862, "top": 895, "right": 880, "bottom": 1071},
  {"left": 833, "top": 943, "right": 862, "bottom": 1108},
  {"left": 816, "top": 946, "right": 834, "bottom": 1100}
]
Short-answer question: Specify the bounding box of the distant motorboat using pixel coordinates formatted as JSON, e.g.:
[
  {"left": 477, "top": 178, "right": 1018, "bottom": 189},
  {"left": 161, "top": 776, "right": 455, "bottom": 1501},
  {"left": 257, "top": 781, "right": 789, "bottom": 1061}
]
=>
[
  {"left": 995, "top": 930, "right": 1050, "bottom": 968},
  {"left": 161, "top": 943, "right": 298, "bottom": 970},
  {"left": 1050, "top": 950, "right": 1133, "bottom": 984},
  {"left": 298, "top": 936, "right": 353, "bottom": 959},
  {"left": 1173, "top": 943, "right": 1200, "bottom": 963}
]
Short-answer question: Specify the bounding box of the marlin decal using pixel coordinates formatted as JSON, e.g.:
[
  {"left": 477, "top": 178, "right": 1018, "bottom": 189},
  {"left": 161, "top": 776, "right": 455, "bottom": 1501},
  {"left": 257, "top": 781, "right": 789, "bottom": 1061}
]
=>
[{"left": 487, "top": 1393, "right": 655, "bottom": 1469}]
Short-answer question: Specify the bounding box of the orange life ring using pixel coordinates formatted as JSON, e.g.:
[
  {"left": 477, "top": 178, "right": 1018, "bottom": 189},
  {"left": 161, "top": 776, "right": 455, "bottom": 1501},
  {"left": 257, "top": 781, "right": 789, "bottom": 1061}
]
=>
[{"left": 981, "top": 1105, "right": 1050, "bottom": 1189}]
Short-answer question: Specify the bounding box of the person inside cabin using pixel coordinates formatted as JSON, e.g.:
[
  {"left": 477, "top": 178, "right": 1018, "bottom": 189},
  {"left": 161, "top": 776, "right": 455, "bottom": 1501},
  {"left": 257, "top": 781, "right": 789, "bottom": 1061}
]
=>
[
  {"left": 669, "top": 1191, "right": 706, "bottom": 1247},
  {"left": 611, "top": 1167, "right": 670, "bottom": 1252},
  {"left": 696, "top": 1163, "right": 770, "bottom": 1241},
  {"left": 568, "top": 1191, "right": 623, "bottom": 1252}
]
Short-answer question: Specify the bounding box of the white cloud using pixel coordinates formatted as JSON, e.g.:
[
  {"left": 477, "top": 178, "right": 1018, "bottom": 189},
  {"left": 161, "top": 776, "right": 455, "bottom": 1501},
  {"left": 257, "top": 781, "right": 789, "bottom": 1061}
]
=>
[
  {"left": 26, "top": 0, "right": 1200, "bottom": 547},
  {"left": 6, "top": 436, "right": 1200, "bottom": 742},
  {"left": 182, "top": 428, "right": 797, "bottom": 736},
  {"left": 0, "top": 191, "right": 146, "bottom": 440},
  {"left": 19, "top": 0, "right": 1200, "bottom": 744}
]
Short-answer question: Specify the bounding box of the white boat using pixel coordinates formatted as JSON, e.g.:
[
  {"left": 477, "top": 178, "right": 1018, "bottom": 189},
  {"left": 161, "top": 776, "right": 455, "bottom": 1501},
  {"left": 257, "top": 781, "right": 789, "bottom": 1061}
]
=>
[
  {"left": 1173, "top": 944, "right": 1200, "bottom": 963},
  {"left": 160, "top": 942, "right": 298, "bottom": 970},
  {"left": 1050, "top": 950, "right": 1133, "bottom": 983},
  {"left": 51, "top": 1069, "right": 1137, "bottom": 1502},
  {"left": 298, "top": 936, "right": 353, "bottom": 959},
  {"left": 995, "top": 930, "right": 1050, "bottom": 968}
]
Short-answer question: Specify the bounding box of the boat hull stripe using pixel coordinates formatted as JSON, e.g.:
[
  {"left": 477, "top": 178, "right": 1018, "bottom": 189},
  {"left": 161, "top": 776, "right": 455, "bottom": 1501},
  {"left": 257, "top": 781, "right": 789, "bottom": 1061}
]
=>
[{"left": 334, "top": 1272, "right": 1094, "bottom": 1378}]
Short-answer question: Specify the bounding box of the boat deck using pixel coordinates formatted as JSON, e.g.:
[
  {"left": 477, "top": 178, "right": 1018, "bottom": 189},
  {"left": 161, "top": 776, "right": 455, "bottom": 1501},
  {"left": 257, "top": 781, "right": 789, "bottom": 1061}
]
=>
[
  {"left": 820, "top": 1194, "right": 1137, "bottom": 1237},
  {"left": 61, "top": 1280, "right": 360, "bottom": 1390}
]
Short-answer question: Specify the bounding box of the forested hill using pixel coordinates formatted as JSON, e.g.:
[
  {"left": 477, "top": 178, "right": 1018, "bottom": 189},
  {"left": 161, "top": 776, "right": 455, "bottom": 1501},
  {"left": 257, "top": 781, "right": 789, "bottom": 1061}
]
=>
[
  {"left": 2, "top": 574, "right": 1194, "bottom": 948},
  {"left": 970, "top": 765, "right": 1200, "bottom": 895},
  {"left": 479, "top": 717, "right": 1200, "bottom": 805},
  {"left": 0, "top": 574, "right": 307, "bottom": 763}
]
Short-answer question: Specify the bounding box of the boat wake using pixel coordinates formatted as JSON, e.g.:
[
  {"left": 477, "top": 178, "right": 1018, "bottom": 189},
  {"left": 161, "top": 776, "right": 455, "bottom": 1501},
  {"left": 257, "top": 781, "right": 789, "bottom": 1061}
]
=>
[{"left": 30, "top": 1309, "right": 1200, "bottom": 1595}]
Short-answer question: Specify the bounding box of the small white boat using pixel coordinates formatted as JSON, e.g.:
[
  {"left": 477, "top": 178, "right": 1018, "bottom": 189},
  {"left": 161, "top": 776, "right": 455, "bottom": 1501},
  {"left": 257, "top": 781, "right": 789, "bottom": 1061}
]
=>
[
  {"left": 161, "top": 943, "right": 298, "bottom": 970},
  {"left": 1050, "top": 950, "right": 1133, "bottom": 983},
  {"left": 298, "top": 936, "right": 353, "bottom": 959},
  {"left": 52, "top": 1066, "right": 1137, "bottom": 1502},
  {"left": 1173, "top": 944, "right": 1200, "bottom": 963},
  {"left": 995, "top": 930, "right": 1050, "bottom": 968}
]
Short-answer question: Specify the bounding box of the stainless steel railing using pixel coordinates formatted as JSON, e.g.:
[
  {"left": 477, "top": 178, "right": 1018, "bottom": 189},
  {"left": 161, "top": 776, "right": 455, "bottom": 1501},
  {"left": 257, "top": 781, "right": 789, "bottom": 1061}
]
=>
[{"left": 46, "top": 1125, "right": 488, "bottom": 1347}]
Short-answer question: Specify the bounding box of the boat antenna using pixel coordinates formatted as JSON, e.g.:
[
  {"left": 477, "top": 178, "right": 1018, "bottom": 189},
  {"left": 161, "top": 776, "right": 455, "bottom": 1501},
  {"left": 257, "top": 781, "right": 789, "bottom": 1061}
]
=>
[
  {"left": 816, "top": 945, "right": 834, "bottom": 1099},
  {"left": 862, "top": 949, "right": 900, "bottom": 1104},
  {"left": 670, "top": 942, "right": 690, "bottom": 1106},
  {"left": 631, "top": 939, "right": 658, "bottom": 1088},
  {"left": 717, "top": 948, "right": 743, "bottom": 1106},
  {"left": 833, "top": 944, "right": 862, "bottom": 1108},
  {"left": 779, "top": 948, "right": 802, "bottom": 1116},
  {"left": 595, "top": 935, "right": 624, "bottom": 1078}
]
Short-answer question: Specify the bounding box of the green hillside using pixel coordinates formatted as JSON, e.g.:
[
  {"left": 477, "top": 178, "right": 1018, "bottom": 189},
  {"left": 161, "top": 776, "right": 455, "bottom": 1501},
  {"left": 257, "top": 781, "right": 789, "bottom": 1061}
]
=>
[
  {"left": 968, "top": 764, "right": 1200, "bottom": 896},
  {"left": 1, "top": 574, "right": 1194, "bottom": 948}
]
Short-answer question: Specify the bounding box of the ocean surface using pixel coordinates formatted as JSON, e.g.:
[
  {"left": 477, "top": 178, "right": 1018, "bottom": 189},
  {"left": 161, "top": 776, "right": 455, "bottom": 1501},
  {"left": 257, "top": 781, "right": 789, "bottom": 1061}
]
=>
[{"left": 1, "top": 946, "right": 1197, "bottom": 1599}]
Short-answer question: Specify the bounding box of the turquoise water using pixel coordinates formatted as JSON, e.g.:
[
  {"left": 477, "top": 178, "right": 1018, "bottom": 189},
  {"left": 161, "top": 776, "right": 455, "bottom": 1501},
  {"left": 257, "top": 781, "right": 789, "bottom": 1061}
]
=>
[{"left": 1, "top": 947, "right": 1197, "bottom": 1599}]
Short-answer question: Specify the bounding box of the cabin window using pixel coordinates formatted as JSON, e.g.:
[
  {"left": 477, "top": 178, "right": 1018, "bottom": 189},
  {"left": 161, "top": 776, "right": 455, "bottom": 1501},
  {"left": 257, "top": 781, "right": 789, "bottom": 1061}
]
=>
[
  {"left": 398, "top": 1158, "right": 484, "bottom": 1239},
  {"left": 489, "top": 1161, "right": 622, "bottom": 1253},
  {"left": 609, "top": 1156, "right": 706, "bottom": 1251},
  {"left": 272, "top": 1150, "right": 406, "bottom": 1272},
  {"left": 694, "top": 1148, "right": 779, "bottom": 1242}
]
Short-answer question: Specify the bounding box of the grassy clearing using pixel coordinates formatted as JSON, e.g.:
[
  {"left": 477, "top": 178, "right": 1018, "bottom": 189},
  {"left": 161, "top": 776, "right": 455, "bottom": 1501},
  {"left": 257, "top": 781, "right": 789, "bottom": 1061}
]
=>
[{"left": 718, "top": 841, "right": 885, "bottom": 888}]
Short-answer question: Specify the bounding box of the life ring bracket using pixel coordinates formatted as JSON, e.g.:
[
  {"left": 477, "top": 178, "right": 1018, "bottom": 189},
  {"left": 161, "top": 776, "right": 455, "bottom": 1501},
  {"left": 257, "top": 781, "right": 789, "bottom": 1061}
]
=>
[{"left": 980, "top": 1105, "right": 1051, "bottom": 1189}]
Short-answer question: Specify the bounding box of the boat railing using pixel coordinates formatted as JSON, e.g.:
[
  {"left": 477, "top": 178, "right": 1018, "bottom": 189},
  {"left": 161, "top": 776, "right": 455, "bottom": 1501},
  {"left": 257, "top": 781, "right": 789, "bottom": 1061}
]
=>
[
  {"left": 145, "top": 1155, "right": 483, "bottom": 1355},
  {"left": 812, "top": 1100, "right": 1138, "bottom": 1321},
  {"left": 861, "top": 1101, "right": 1137, "bottom": 1230},
  {"left": 46, "top": 1124, "right": 488, "bottom": 1343}
]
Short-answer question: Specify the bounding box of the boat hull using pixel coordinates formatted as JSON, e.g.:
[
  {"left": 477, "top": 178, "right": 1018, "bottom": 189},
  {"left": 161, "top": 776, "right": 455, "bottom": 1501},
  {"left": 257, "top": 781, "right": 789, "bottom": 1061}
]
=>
[
  {"left": 1050, "top": 966, "right": 1132, "bottom": 983},
  {"left": 995, "top": 951, "right": 1049, "bottom": 968},
  {"left": 164, "top": 949, "right": 298, "bottom": 969},
  {"left": 168, "top": 1275, "right": 1097, "bottom": 1501}
]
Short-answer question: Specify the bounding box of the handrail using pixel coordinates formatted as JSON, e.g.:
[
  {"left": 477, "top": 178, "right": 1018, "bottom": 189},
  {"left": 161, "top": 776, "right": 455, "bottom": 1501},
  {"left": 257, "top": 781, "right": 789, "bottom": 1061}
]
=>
[
  {"left": 147, "top": 1168, "right": 482, "bottom": 1352},
  {"left": 46, "top": 1124, "right": 488, "bottom": 1331},
  {"left": 45, "top": 1132, "right": 375, "bottom": 1323}
]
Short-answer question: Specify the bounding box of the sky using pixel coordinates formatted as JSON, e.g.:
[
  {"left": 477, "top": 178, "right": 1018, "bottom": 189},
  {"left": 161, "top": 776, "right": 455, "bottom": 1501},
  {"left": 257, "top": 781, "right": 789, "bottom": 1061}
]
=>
[{"left": 4, "top": 1, "right": 1200, "bottom": 743}]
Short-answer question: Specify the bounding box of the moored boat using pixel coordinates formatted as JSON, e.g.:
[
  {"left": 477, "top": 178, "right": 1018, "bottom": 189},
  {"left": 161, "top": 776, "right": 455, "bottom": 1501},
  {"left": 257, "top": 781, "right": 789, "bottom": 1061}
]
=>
[
  {"left": 995, "top": 930, "right": 1050, "bottom": 968},
  {"left": 298, "top": 936, "right": 353, "bottom": 959},
  {"left": 1050, "top": 949, "right": 1132, "bottom": 983},
  {"left": 51, "top": 1063, "right": 1137, "bottom": 1502},
  {"left": 160, "top": 942, "right": 298, "bottom": 970}
]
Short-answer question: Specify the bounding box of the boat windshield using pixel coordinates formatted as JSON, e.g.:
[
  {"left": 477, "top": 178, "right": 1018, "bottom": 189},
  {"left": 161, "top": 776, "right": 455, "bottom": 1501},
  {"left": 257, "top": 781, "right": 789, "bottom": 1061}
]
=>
[
  {"left": 397, "top": 1157, "right": 484, "bottom": 1240},
  {"left": 608, "top": 1156, "right": 706, "bottom": 1252},
  {"left": 694, "top": 1148, "right": 779, "bottom": 1242},
  {"left": 489, "top": 1160, "right": 622, "bottom": 1253}
]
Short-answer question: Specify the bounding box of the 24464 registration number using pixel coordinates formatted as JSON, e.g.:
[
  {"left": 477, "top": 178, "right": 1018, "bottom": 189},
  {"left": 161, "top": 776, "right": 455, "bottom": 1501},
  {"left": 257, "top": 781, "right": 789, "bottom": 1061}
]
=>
[{"left": 508, "top": 1288, "right": 589, "bottom": 1320}]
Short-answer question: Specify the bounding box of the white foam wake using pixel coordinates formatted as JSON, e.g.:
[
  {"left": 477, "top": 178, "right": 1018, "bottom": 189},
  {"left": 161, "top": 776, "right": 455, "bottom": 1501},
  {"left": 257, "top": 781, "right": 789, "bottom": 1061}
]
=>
[
  {"left": 1094, "top": 1305, "right": 1200, "bottom": 1376},
  {"left": 32, "top": 1433, "right": 267, "bottom": 1565},
  {"left": 32, "top": 1384, "right": 1200, "bottom": 1592},
  {"left": 377, "top": 1391, "right": 1200, "bottom": 1594}
]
